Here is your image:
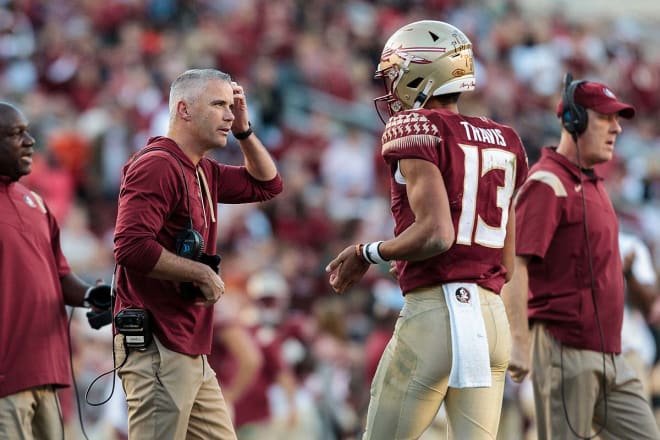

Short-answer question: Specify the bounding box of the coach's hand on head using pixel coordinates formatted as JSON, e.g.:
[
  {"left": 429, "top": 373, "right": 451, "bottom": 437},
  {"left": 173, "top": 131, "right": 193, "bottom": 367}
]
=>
[{"left": 230, "top": 81, "right": 250, "bottom": 135}]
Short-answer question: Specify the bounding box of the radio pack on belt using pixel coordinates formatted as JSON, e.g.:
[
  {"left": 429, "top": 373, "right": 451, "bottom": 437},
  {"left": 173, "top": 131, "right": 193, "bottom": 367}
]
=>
[{"left": 115, "top": 308, "right": 152, "bottom": 351}]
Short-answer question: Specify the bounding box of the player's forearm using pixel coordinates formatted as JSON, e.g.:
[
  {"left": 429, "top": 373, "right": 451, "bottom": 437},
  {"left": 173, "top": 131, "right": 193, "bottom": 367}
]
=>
[
  {"left": 381, "top": 219, "right": 453, "bottom": 262},
  {"left": 502, "top": 205, "right": 516, "bottom": 281},
  {"left": 501, "top": 256, "right": 530, "bottom": 343}
]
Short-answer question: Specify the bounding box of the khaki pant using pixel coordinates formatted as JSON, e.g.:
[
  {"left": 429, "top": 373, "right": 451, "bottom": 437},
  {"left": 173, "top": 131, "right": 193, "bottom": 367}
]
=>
[
  {"left": 0, "top": 385, "right": 63, "bottom": 440},
  {"left": 623, "top": 350, "right": 652, "bottom": 401},
  {"left": 530, "top": 323, "right": 660, "bottom": 440},
  {"left": 364, "top": 286, "right": 511, "bottom": 440},
  {"left": 115, "top": 334, "right": 236, "bottom": 439}
]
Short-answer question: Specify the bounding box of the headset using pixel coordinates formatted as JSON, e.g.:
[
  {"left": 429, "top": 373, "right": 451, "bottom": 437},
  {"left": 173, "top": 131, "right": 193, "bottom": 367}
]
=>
[
  {"left": 559, "top": 73, "right": 608, "bottom": 440},
  {"left": 561, "top": 72, "right": 587, "bottom": 138}
]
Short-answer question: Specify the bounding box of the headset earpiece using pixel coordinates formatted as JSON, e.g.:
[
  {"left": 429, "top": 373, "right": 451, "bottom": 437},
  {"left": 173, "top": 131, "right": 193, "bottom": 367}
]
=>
[
  {"left": 175, "top": 225, "right": 205, "bottom": 261},
  {"left": 561, "top": 73, "right": 587, "bottom": 136}
]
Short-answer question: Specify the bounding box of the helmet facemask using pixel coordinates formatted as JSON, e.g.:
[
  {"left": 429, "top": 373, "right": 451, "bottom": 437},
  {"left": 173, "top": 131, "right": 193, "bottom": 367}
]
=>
[{"left": 374, "top": 56, "right": 408, "bottom": 123}]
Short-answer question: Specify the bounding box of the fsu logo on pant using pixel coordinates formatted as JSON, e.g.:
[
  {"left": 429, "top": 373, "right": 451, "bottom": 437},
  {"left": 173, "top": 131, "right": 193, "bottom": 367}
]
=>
[{"left": 455, "top": 287, "right": 471, "bottom": 304}]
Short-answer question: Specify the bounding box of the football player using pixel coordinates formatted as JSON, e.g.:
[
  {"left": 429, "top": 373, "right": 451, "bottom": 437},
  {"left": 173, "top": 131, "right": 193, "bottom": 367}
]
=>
[{"left": 326, "top": 20, "right": 529, "bottom": 439}]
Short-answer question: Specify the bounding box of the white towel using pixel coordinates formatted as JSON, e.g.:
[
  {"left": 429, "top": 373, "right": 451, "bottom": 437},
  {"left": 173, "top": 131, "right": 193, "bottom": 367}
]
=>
[{"left": 442, "top": 282, "right": 491, "bottom": 388}]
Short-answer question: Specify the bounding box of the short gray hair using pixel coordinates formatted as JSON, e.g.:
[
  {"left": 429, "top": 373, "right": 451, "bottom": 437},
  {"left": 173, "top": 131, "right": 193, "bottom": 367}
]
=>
[{"left": 168, "top": 69, "right": 232, "bottom": 115}]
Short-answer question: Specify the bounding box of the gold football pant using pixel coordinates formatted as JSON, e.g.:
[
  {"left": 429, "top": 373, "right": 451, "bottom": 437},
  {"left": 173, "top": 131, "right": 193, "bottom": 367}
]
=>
[{"left": 363, "top": 285, "right": 511, "bottom": 440}]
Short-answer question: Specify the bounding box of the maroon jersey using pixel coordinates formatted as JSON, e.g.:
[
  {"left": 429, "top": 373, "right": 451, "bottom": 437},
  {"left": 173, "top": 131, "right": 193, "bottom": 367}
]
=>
[
  {"left": 0, "top": 178, "right": 72, "bottom": 397},
  {"left": 114, "top": 137, "right": 283, "bottom": 355},
  {"left": 515, "top": 147, "right": 623, "bottom": 353},
  {"left": 381, "top": 109, "right": 528, "bottom": 294}
]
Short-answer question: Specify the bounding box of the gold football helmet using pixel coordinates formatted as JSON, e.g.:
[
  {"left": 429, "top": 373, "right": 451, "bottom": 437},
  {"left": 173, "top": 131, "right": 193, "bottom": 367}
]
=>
[{"left": 374, "top": 20, "right": 475, "bottom": 120}]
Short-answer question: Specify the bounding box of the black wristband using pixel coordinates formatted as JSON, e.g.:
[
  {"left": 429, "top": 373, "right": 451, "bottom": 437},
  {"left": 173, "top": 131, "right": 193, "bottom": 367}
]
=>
[{"left": 233, "top": 122, "right": 253, "bottom": 140}]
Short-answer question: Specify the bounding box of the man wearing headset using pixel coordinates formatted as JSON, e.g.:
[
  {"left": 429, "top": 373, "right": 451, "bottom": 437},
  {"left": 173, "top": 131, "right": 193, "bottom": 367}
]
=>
[
  {"left": 113, "top": 69, "right": 282, "bottom": 439},
  {"left": 503, "top": 76, "right": 659, "bottom": 439}
]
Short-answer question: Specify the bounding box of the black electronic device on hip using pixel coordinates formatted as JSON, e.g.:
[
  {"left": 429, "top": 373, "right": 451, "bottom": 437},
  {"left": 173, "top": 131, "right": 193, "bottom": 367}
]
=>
[{"left": 115, "top": 308, "right": 152, "bottom": 350}]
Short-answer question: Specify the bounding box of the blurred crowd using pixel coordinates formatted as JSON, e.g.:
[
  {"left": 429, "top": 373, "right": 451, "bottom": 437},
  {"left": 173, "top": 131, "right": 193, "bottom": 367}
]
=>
[{"left": 2, "top": 0, "right": 660, "bottom": 438}]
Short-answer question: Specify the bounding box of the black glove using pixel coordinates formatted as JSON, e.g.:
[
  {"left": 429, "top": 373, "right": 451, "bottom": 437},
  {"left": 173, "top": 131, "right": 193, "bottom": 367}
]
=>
[{"left": 181, "top": 253, "right": 222, "bottom": 300}]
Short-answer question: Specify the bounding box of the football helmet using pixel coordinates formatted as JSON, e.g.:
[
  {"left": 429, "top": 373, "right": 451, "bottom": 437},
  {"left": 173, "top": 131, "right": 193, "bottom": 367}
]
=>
[{"left": 374, "top": 20, "right": 475, "bottom": 120}]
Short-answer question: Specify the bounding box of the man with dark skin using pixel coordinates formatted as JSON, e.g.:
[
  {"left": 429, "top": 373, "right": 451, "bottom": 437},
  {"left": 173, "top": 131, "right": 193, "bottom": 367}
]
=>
[{"left": 0, "top": 102, "right": 106, "bottom": 439}]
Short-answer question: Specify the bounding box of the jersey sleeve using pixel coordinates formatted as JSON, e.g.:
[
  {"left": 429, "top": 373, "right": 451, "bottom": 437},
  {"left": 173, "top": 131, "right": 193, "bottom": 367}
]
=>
[
  {"left": 513, "top": 133, "right": 529, "bottom": 191},
  {"left": 515, "top": 171, "right": 565, "bottom": 259},
  {"left": 381, "top": 111, "right": 441, "bottom": 165}
]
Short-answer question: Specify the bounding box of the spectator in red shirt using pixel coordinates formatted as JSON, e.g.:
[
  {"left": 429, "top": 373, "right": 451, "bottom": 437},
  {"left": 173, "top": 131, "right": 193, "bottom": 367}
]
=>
[
  {"left": 503, "top": 75, "right": 660, "bottom": 439},
  {"left": 208, "top": 293, "right": 263, "bottom": 419},
  {"left": 0, "top": 102, "right": 109, "bottom": 439},
  {"left": 230, "top": 269, "right": 299, "bottom": 439},
  {"left": 326, "top": 21, "right": 528, "bottom": 439},
  {"left": 113, "top": 69, "right": 283, "bottom": 439},
  {"left": 364, "top": 279, "right": 404, "bottom": 385}
]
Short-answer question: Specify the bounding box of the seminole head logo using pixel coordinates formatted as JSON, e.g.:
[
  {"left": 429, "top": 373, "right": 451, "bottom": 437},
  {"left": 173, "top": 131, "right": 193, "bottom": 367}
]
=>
[{"left": 455, "top": 287, "right": 471, "bottom": 304}]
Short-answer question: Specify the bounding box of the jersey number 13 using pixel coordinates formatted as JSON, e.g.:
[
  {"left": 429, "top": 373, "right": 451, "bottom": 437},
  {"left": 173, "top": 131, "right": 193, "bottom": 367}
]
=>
[{"left": 456, "top": 144, "right": 516, "bottom": 249}]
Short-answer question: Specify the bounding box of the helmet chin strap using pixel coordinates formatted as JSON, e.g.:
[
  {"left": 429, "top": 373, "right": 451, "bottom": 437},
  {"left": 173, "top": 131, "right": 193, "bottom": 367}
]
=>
[{"left": 413, "top": 79, "right": 434, "bottom": 109}]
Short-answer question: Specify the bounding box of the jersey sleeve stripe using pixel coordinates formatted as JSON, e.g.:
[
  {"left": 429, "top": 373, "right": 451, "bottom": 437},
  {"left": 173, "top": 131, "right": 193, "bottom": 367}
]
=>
[
  {"left": 382, "top": 134, "right": 440, "bottom": 156},
  {"left": 527, "top": 170, "right": 567, "bottom": 197}
]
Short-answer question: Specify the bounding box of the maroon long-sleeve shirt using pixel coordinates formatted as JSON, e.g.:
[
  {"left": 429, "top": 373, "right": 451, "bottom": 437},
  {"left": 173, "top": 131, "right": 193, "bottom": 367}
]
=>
[{"left": 114, "top": 137, "right": 282, "bottom": 355}]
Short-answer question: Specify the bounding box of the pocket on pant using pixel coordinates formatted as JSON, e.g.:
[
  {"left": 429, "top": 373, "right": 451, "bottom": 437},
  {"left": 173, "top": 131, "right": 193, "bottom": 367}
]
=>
[
  {"left": 114, "top": 334, "right": 127, "bottom": 369},
  {"left": 151, "top": 335, "right": 170, "bottom": 378}
]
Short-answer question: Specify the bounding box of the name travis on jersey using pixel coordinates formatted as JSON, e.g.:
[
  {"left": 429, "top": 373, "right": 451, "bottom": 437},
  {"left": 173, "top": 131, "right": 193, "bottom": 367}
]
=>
[{"left": 459, "top": 121, "right": 507, "bottom": 147}]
